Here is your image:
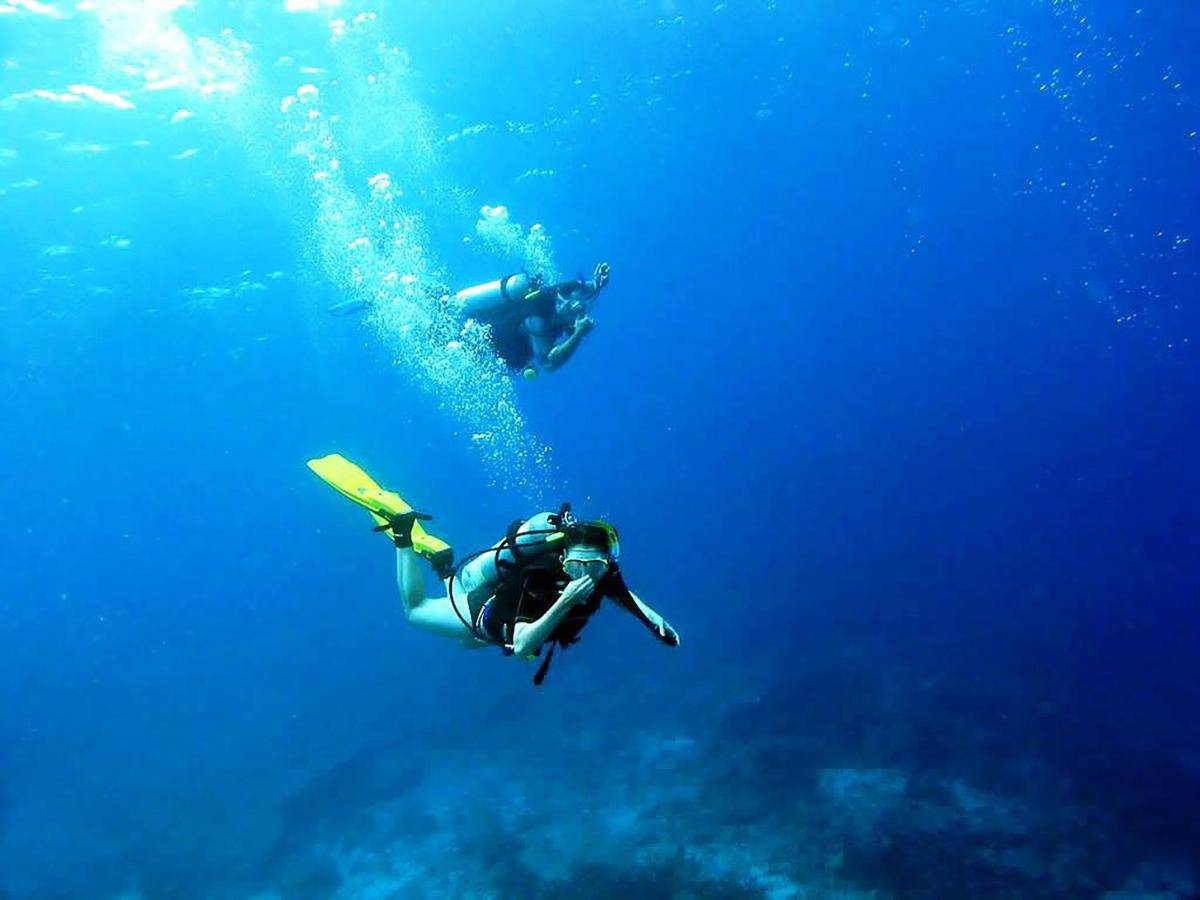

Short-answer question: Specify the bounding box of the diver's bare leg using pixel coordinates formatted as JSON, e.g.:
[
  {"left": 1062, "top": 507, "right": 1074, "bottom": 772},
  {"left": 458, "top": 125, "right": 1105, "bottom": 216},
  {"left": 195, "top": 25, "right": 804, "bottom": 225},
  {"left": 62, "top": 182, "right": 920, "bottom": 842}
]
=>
[
  {"left": 394, "top": 547, "right": 427, "bottom": 615},
  {"left": 394, "top": 548, "right": 482, "bottom": 645}
]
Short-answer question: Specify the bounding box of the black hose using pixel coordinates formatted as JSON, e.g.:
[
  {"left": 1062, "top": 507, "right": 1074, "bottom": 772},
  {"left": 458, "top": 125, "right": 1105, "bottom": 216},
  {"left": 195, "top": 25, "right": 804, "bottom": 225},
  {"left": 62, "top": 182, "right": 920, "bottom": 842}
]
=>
[{"left": 445, "top": 527, "right": 565, "bottom": 645}]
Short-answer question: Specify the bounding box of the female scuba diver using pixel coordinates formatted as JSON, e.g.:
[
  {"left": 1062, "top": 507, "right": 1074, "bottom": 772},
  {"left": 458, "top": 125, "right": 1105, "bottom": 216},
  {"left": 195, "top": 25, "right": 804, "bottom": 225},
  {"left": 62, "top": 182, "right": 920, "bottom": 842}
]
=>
[
  {"left": 453, "top": 261, "right": 611, "bottom": 379},
  {"left": 307, "top": 453, "right": 680, "bottom": 685}
]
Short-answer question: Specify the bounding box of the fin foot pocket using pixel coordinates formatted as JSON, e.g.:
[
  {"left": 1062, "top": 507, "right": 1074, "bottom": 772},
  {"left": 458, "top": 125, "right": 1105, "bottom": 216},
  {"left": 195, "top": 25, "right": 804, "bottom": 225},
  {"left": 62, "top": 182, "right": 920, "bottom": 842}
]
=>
[{"left": 373, "top": 510, "right": 433, "bottom": 548}]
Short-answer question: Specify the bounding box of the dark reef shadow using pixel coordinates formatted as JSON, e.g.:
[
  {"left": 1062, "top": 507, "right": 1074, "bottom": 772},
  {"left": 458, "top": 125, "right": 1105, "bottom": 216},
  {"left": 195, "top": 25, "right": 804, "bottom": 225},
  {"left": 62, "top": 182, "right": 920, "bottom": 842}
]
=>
[{"left": 253, "top": 737, "right": 426, "bottom": 893}]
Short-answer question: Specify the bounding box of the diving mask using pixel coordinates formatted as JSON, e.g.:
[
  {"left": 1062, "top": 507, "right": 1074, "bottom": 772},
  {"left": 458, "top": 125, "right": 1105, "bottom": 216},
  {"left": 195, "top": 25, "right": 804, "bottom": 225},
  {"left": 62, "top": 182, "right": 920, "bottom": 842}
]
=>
[
  {"left": 563, "top": 554, "right": 610, "bottom": 582},
  {"left": 555, "top": 506, "right": 620, "bottom": 579}
]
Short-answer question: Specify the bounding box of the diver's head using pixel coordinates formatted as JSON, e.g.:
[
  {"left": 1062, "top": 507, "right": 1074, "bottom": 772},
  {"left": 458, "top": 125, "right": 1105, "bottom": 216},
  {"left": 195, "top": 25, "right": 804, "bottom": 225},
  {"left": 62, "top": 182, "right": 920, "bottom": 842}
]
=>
[
  {"left": 562, "top": 520, "right": 620, "bottom": 581},
  {"left": 556, "top": 281, "right": 592, "bottom": 320}
]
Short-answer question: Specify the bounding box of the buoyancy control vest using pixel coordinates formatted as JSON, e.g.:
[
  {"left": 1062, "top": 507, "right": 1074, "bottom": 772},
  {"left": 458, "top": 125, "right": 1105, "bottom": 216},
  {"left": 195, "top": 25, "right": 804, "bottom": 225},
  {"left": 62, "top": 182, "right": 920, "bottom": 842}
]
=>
[
  {"left": 448, "top": 511, "right": 564, "bottom": 638},
  {"left": 446, "top": 510, "right": 616, "bottom": 685}
]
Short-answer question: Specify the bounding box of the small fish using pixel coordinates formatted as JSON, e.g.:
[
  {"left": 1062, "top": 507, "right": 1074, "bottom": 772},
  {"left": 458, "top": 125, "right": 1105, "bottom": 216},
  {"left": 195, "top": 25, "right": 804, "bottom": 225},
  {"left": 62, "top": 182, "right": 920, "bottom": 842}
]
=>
[{"left": 327, "top": 299, "right": 370, "bottom": 316}]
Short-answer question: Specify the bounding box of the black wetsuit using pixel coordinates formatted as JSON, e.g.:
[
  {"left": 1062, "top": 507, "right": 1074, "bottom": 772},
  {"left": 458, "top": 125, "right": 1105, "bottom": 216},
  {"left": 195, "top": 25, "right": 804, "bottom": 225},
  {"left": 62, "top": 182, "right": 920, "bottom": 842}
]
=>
[
  {"left": 478, "top": 566, "right": 672, "bottom": 650},
  {"left": 491, "top": 315, "right": 566, "bottom": 371},
  {"left": 490, "top": 278, "right": 590, "bottom": 372}
]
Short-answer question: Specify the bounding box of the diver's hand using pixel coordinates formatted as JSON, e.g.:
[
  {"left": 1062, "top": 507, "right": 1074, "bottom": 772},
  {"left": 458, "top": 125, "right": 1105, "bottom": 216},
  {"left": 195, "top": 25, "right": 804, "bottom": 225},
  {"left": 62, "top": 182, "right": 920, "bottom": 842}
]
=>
[
  {"left": 655, "top": 618, "right": 680, "bottom": 647},
  {"left": 573, "top": 315, "right": 595, "bottom": 337},
  {"left": 644, "top": 609, "right": 680, "bottom": 646},
  {"left": 593, "top": 261, "right": 611, "bottom": 291},
  {"left": 560, "top": 574, "right": 597, "bottom": 608}
]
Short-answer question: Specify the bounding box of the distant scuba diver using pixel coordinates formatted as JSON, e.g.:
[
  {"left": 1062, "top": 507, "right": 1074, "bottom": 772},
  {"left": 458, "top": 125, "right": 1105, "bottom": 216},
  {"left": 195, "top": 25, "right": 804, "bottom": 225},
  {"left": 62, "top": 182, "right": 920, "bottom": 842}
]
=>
[
  {"left": 307, "top": 453, "right": 680, "bottom": 685},
  {"left": 452, "top": 261, "right": 611, "bottom": 379},
  {"left": 329, "top": 263, "right": 612, "bottom": 379}
]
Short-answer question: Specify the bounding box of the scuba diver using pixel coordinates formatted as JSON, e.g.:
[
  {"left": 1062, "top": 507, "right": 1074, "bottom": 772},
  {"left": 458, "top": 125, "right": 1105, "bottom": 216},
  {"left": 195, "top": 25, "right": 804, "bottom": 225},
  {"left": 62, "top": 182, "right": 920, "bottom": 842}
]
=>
[
  {"left": 307, "top": 453, "right": 680, "bottom": 685},
  {"left": 452, "top": 261, "right": 611, "bottom": 379}
]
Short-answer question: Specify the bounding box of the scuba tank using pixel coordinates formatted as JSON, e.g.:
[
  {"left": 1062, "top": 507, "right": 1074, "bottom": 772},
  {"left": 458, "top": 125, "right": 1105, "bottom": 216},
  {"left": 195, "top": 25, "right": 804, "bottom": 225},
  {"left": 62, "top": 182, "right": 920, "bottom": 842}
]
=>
[
  {"left": 450, "top": 512, "right": 565, "bottom": 630},
  {"left": 454, "top": 272, "right": 540, "bottom": 321},
  {"left": 446, "top": 505, "right": 617, "bottom": 686}
]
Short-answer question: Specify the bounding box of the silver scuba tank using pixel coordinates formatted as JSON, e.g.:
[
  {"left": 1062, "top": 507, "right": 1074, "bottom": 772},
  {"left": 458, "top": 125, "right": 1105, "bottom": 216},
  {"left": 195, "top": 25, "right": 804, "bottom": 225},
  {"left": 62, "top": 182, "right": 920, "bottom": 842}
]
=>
[
  {"left": 452, "top": 512, "right": 565, "bottom": 613},
  {"left": 454, "top": 272, "right": 535, "bottom": 322}
]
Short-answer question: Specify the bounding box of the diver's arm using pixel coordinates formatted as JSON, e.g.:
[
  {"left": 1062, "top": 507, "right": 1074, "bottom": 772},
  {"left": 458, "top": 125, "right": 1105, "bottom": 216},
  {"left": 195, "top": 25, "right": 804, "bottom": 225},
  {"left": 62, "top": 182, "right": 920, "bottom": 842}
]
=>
[
  {"left": 511, "top": 575, "right": 596, "bottom": 656},
  {"left": 526, "top": 315, "right": 557, "bottom": 370},
  {"left": 543, "top": 317, "right": 593, "bottom": 372},
  {"left": 606, "top": 571, "right": 680, "bottom": 646},
  {"left": 626, "top": 591, "right": 680, "bottom": 646},
  {"left": 620, "top": 590, "right": 680, "bottom": 646}
]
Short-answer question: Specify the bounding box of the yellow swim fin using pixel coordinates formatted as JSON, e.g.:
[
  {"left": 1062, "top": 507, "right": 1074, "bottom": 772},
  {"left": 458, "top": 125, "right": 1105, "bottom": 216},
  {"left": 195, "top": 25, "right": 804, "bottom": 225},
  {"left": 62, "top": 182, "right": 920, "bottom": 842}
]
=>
[{"left": 306, "top": 453, "right": 454, "bottom": 578}]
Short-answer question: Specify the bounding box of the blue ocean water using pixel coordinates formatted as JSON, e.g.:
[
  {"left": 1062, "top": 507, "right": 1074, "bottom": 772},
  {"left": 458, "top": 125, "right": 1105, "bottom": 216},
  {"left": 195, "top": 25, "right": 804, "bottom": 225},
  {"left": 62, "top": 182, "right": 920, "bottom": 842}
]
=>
[{"left": 2, "top": 1, "right": 1199, "bottom": 897}]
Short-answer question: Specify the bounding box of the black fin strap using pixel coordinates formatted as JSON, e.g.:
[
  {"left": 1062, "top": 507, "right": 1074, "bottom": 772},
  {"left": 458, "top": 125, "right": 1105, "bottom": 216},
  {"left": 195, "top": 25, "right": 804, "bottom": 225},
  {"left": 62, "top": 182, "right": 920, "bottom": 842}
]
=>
[
  {"left": 533, "top": 643, "right": 556, "bottom": 687},
  {"left": 371, "top": 510, "right": 432, "bottom": 532}
]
